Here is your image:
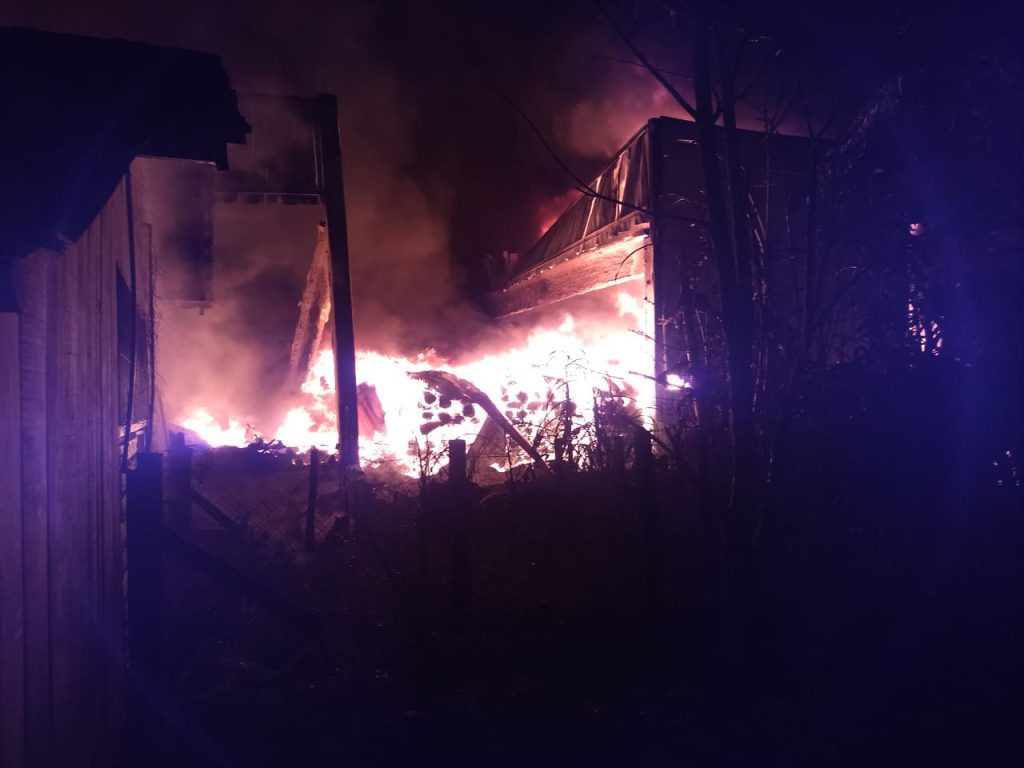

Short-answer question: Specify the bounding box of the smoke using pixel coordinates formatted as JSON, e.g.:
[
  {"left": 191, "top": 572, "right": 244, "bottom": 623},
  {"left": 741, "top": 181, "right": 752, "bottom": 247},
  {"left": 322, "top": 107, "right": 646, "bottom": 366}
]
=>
[
  {"left": 0, "top": 0, "right": 675, "bottom": 435},
  {"left": 557, "top": 68, "right": 688, "bottom": 159},
  {"left": 153, "top": 31, "right": 500, "bottom": 433},
  {"left": 339, "top": 84, "right": 471, "bottom": 357},
  {"left": 155, "top": 203, "right": 321, "bottom": 434}
]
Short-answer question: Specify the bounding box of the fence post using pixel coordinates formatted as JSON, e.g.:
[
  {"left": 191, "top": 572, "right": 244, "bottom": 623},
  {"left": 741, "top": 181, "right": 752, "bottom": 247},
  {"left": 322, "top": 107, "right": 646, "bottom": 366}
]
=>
[
  {"left": 611, "top": 434, "right": 626, "bottom": 477},
  {"left": 167, "top": 432, "right": 192, "bottom": 534},
  {"left": 306, "top": 448, "right": 320, "bottom": 551},
  {"left": 448, "top": 440, "right": 472, "bottom": 628},
  {"left": 635, "top": 428, "right": 663, "bottom": 614},
  {"left": 449, "top": 439, "right": 466, "bottom": 487},
  {"left": 126, "top": 451, "right": 164, "bottom": 689}
]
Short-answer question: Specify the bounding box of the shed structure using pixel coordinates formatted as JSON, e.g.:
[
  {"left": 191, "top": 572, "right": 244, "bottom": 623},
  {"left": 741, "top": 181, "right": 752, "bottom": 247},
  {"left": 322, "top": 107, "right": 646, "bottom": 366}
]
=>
[
  {"left": 0, "top": 28, "right": 247, "bottom": 767},
  {"left": 486, "top": 117, "right": 815, "bottom": 435}
]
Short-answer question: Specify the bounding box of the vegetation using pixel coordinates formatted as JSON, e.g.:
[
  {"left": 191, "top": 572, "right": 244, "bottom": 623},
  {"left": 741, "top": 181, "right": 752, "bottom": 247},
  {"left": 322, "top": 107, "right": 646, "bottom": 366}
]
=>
[{"left": 138, "top": 3, "right": 1024, "bottom": 764}]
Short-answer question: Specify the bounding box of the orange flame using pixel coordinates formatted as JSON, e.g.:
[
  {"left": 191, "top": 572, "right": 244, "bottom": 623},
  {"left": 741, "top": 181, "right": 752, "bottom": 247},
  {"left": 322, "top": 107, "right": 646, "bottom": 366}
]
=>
[{"left": 181, "top": 286, "right": 655, "bottom": 476}]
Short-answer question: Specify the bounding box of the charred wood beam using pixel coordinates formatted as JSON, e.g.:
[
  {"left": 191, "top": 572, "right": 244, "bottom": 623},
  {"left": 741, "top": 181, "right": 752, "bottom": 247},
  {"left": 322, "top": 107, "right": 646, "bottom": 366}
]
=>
[
  {"left": 289, "top": 224, "right": 332, "bottom": 385},
  {"left": 317, "top": 93, "right": 359, "bottom": 468}
]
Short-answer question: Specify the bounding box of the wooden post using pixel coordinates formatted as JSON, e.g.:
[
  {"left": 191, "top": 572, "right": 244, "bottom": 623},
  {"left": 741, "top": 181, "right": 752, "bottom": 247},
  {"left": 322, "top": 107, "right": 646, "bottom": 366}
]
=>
[
  {"left": 448, "top": 439, "right": 467, "bottom": 487},
  {"left": 126, "top": 452, "right": 164, "bottom": 687},
  {"left": 611, "top": 434, "right": 626, "bottom": 477},
  {"left": 635, "top": 428, "right": 663, "bottom": 613},
  {"left": 448, "top": 439, "right": 471, "bottom": 628},
  {"left": 166, "top": 432, "right": 192, "bottom": 533},
  {"left": 317, "top": 93, "right": 360, "bottom": 470},
  {"left": 305, "top": 448, "right": 320, "bottom": 551},
  {"left": 635, "top": 427, "right": 654, "bottom": 477}
]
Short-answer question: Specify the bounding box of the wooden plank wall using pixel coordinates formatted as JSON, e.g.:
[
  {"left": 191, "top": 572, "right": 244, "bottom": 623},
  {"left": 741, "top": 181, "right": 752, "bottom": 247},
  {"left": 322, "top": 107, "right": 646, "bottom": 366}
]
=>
[
  {"left": 13, "top": 250, "right": 53, "bottom": 766},
  {"left": 0, "top": 312, "right": 25, "bottom": 767},
  {"left": 3, "top": 176, "right": 134, "bottom": 767}
]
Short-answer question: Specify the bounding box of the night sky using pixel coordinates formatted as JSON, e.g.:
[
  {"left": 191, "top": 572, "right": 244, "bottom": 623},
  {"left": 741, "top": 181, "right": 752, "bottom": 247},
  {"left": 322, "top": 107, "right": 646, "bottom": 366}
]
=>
[
  {"left": 2, "top": 0, "right": 1019, "bottom": 355},
  {"left": 4, "top": 0, "right": 1003, "bottom": 275}
]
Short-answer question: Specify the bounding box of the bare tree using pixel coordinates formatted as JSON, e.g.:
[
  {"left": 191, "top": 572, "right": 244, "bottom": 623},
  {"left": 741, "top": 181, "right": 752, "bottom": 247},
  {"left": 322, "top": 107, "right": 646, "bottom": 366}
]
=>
[{"left": 595, "top": 1, "right": 765, "bottom": 523}]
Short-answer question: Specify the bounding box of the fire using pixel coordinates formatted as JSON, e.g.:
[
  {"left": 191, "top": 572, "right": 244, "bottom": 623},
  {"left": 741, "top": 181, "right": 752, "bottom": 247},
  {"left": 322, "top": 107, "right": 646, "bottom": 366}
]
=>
[
  {"left": 664, "top": 373, "right": 692, "bottom": 391},
  {"left": 181, "top": 408, "right": 248, "bottom": 447},
  {"left": 535, "top": 188, "right": 582, "bottom": 237},
  {"left": 274, "top": 343, "right": 339, "bottom": 451},
  {"left": 180, "top": 285, "right": 656, "bottom": 477}
]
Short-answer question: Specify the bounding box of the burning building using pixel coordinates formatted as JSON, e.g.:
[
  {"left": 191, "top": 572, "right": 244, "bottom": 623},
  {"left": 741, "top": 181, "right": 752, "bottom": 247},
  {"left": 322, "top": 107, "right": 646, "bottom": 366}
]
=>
[
  {"left": 0, "top": 28, "right": 247, "bottom": 766},
  {"left": 486, "top": 117, "right": 815, "bottom": 439},
  {"left": 172, "top": 113, "right": 815, "bottom": 482}
]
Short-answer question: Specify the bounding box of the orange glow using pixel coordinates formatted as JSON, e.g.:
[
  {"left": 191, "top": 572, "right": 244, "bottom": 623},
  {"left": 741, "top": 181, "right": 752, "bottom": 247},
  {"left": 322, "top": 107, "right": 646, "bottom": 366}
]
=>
[
  {"left": 181, "top": 408, "right": 248, "bottom": 447},
  {"left": 535, "top": 189, "right": 581, "bottom": 237},
  {"left": 179, "top": 284, "right": 655, "bottom": 476},
  {"left": 275, "top": 342, "right": 339, "bottom": 451},
  {"left": 664, "top": 373, "right": 692, "bottom": 391}
]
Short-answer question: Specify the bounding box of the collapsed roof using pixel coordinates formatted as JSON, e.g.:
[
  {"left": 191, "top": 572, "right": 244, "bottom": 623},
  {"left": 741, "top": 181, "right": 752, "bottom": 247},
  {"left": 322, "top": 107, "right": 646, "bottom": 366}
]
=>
[
  {"left": 485, "top": 117, "right": 814, "bottom": 321},
  {"left": 485, "top": 125, "right": 651, "bottom": 318}
]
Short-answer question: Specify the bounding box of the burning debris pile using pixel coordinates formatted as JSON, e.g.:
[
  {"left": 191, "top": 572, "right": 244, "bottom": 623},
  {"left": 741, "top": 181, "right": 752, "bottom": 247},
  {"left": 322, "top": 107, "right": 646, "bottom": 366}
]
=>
[
  {"left": 153, "top": 83, "right": 688, "bottom": 481},
  {"left": 178, "top": 278, "right": 655, "bottom": 480},
  {"left": 166, "top": 118, "right": 661, "bottom": 479}
]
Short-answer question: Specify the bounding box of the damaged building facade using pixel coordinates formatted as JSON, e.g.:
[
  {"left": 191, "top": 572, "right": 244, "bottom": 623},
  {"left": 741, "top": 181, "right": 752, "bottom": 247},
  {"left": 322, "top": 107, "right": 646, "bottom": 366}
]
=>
[{"left": 486, "top": 116, "right": 817, "bottom": 457}]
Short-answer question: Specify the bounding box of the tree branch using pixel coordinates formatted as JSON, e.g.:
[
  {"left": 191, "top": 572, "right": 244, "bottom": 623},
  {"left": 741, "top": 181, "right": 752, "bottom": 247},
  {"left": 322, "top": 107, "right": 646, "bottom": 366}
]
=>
[
  {"left": 484, "top": 82, "right": 708, "bottom": 228},
  {"left": 593, "top": 0, "right": 699, "bottom": 118}
]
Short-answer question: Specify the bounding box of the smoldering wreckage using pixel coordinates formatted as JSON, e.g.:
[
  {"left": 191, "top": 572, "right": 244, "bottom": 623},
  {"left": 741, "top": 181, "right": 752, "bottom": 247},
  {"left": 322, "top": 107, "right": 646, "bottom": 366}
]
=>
[{"left": 3, "top": 16, "right": 1022, "bottom": 768}]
